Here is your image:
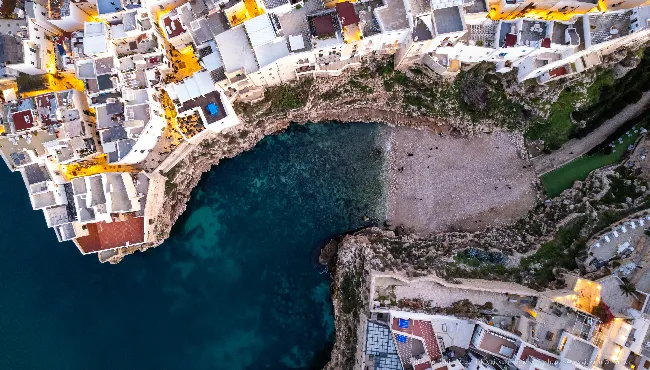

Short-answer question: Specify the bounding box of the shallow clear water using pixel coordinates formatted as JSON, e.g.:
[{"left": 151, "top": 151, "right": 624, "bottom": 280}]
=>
[{"left": 0, "top": 122, "right": 387, "bottom": 369}]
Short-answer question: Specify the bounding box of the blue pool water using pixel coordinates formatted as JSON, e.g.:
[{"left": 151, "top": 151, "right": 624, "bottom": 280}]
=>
[{"left": 0, "top": 122, "right": 387, "bottom": 369}]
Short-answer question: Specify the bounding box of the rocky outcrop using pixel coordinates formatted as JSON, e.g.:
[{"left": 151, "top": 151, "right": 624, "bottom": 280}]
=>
[
  {"left": 324, "top": 154, "right": 650, "bottom": 369},
  {"left": 322, "top": 234, "right": 378, "bottom": 370}
]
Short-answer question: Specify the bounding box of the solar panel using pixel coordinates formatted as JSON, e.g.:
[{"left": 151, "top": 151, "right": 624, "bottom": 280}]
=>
[
  {"left": 396, "top": 335, "right": 407, "bottom": 343},
  {"left": 398, "top": 319, "right": 409, "bottom": 329}
]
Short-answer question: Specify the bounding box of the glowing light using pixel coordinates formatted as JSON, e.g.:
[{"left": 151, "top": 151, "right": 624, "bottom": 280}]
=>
[
  {"left": 61, "top": 154, "right": 136, "bottom": 180},
  {"left": 486, "top": 1, "right": 597, "bottom": 21}
]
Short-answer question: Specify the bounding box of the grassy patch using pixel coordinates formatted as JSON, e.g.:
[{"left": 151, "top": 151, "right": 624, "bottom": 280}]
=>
[
  {"left": 348, "top": 79, "right": 373, "bottom": 94},
  {"left": 526, "top": 90, "right": 579, "bottom": 150},
  {"left": 519, "top": 217, "right": 587, "bottom": 286},
  {"left": 541, "top": 122, "right": 644, "bottom": 197},
  {"left": 267, "top": 78, "right": 314, "bottom": 113},
  {"left": 527, "top": 50, "right": 650, "bottom": 149}
]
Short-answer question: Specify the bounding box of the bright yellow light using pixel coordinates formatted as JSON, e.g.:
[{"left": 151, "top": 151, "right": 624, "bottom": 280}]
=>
[
  {"left": 167, "top": 45, "right": 202, "bottom": 83},
  {"left": 61, "top": 154, "right": 136, "bottom": 180},
  {"left": 597, "top": 285, "right": 602, "bottom": 290},
  {"left": 487, "top": 2, "right": 597, "bottom": 21},
  {"left": 157, "top": 8, "right": 172, "bottom": 26},
  {"left": 224, "top": 0, "right": 264, "bottom": 26},
  {"left": 178, "top": 45, "right": 194, "bottom": 55}
]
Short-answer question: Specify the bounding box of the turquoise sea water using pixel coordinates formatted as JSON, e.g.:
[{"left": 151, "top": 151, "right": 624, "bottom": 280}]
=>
[{"left": 0, "top": 122, "right": 387, "bottom": 369}]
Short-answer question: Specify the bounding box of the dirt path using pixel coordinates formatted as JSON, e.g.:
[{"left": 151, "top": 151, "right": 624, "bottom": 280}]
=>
[
  {"left": 386, "top": 128, "right": 537, "bottom": 234},
  {"left": 533, "top": 91, "right": 650, "bottom": 175}
]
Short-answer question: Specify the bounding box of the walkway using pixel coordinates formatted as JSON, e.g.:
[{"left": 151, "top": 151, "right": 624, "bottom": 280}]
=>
[{"left": 533, "top": 91, "right": 650, "bottom": 175}]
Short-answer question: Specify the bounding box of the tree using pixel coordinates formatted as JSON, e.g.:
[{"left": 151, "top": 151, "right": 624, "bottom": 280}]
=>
[{"left": 620, "top": 280, "right": 637, "bottom": 297}]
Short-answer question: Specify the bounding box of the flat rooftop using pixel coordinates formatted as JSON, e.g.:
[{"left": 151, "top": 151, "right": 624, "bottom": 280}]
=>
[
  {"left": 465, "top": 0, "right": 487, "bottom": 13},
  {"left": 376, "top": 0, "right": 409, "bottom": 31},
  {"left": 97, "top": 0, "right": 124, "bottom": 14},
  {"left": 366, "top": 322, "right": 403, "bottom": 370},
  {"left": 433, "top": 6, "right": 464, "bottom": 34},
  {"left": 519, "top": 345, "right": 558, "bottom": 364},
  {"left": 214, "top": 26, "right": 259, "bottom": 74},
  {"left": 408, "top": 0, "right": 430, "bottom": 17},
  {"left": 499, "top": 21, "right": 518, "bottom": 47},
  {"left": 477, "top": 330, "right": 519, "bottom": 358},
  {"left": 521, "top": 20, "right": 548, "bottom": 44},
  {"left": 12, "top": 110, "right": 35, "bottom": 132},
  {"left": 588, "top": 11, "right": 631, "bottom": 45},
  {"left": 278, "top": 8, "right": 313, "bottom": 53},
  {"left": 178, "top": 89, "right": 228, "bottom": 125},
  {"left": 94, "top": 56, "right": 115, "bottom": 76},
  {"left": 564, "top": 337, "right": 597, "bottom": 365},
  {"left": 34, "top": 93, "right": 58, "bottom": 126}
]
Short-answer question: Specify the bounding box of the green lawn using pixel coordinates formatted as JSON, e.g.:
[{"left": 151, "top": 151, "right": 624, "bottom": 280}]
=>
[{"left": 541, "top": 127, "right": 642, "bottom": 197}]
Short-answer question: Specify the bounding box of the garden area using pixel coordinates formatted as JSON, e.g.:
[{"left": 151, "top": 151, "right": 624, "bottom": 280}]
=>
[
  {"left": 541, "top": 119, "right": 647, "bottom": 197},
  {"left": 526, "top": 48, "right": 650, "bottom": 151}
]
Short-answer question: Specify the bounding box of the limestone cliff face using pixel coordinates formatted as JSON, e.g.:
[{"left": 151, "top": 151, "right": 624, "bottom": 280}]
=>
[
  {"left": 103, "top": 103, "right": 453, "bottom": 263},
  {"left": 323, "top": 235, "right": 376, "bottom": 370}
]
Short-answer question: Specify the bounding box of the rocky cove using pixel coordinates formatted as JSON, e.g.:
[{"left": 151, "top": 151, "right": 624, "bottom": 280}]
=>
[{"left": 93, "top": 51, "right": 650, "bottom": 369}]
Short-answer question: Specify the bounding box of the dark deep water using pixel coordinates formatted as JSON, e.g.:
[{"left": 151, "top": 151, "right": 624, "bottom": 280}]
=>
[{"left": 0, "top": 122, "right": 387, "bottom": 369}]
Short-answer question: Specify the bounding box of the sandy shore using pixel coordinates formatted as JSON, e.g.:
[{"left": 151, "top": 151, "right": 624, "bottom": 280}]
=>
[{"left": 385, "top": 128, "right": 537, "bottom": 234}]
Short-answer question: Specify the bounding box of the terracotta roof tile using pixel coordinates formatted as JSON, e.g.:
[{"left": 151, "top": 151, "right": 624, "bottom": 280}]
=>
[{"left": 75, "top": 215, "right": 145, "bottom": 253}]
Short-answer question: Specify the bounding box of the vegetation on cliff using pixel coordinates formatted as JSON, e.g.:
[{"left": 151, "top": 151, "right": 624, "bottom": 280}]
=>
[{"left": 235, "top": 47, "right": 649, "bottom": 153}]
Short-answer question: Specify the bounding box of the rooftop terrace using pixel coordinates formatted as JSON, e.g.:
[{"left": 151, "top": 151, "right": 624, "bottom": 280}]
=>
[
  {"left": 97, "top": 0, "right": 124, "bottom": 14},
  {"left": 433, "top": 6, "right": 464, "bottom": 34},
  {"left": 476, "top": 329, "right": 519, "bottom": 358},
  {"left": 563, "top": 335, "right": 598, "bottom": 365},
  {"left": 354, "top": 0, "right": 382, "bottom": 37},
  {"left": 520, "top": 20, "right": 548, "bottom": 46},
  {"left": 375, "top": 0, "right": 409, "bottom": 32},
  {"left": 588, "top": 11, "right": 631, "bottom": 46},
  {"left": 366, "top": 322, "right": 403, "bottom": 370},
  {"left": 468, "top": 21, "right": 498, "bottom": 47},
  {"left": 465, "top": 0, "right": 487, "bottom": 14}
]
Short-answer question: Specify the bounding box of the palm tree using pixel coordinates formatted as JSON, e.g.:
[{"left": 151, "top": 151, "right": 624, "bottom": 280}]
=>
[{"left": 620, "top": 280, "right": 637, "bottom": 297}]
